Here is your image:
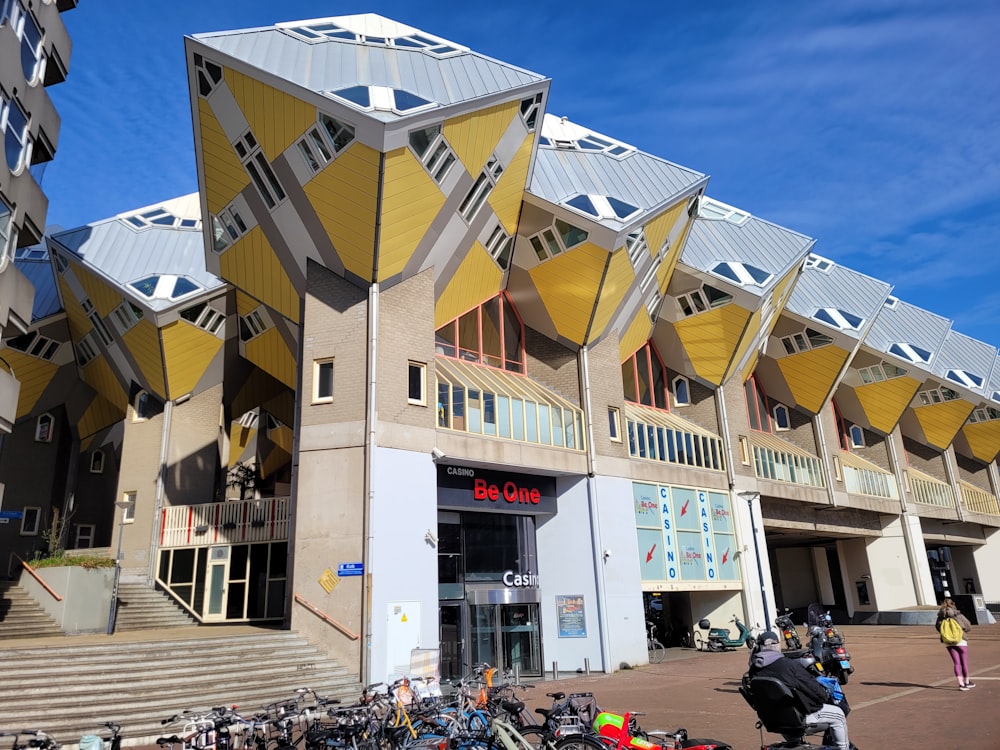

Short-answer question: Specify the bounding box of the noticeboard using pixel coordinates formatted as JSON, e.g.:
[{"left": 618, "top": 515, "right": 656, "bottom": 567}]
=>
[{"left": 556, "top": 594, "right": 587, "bottom": 638}]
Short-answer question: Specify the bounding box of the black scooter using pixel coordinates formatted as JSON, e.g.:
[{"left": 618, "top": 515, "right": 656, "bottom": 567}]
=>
[
  {"left": 774, "top": 608, "right": 802, "bottom": 650},
  {"left": 807, "top": 603, "right": 855, "bottom": 685}
]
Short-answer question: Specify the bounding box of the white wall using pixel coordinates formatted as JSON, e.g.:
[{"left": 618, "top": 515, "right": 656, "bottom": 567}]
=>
[
  {"left": 865, "top": 516, "right": 919, "bottom": 610},
  {"left": 369, "top": 447, "right": 439, "bottom": 683},
  {"left": 971, "top": 530, "right": 1000, "bottom": 601}
]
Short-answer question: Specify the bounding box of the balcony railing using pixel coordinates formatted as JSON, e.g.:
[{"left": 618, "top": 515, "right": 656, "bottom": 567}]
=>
[
  {"left": 959, "top": 481, "right": 1000, "bottom": 516},
  {"left": 625, "top": 405, "right": 725, "bottom": 472},
  {"left": 838, "top": 452, "right": 899, "bottom": 500},
  {"left": 906, "top": 468, "right": 955, "bottom": 508},
  {"left": 160, "top": 496, "right": 290, "bottom": 548},
  {"left": 744, "top": 433, "right": 825, "bottom": 488}
]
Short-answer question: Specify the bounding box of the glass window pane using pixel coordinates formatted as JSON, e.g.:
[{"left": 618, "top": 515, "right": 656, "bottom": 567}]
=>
[
  {"left": 525, "top": 402, "right": 538, "bottom": 442},
  {"left": 483, "top": 393, "right": 497, "bottom": 435},
  {"left": 512, "top": 398, "right": 525, "bottom": 440},
  {"left": 538, "top": 404, "right": 551, "bottom": 445},
  {"left": 498, "top": 395, "right": 511, "bottom": 438}
]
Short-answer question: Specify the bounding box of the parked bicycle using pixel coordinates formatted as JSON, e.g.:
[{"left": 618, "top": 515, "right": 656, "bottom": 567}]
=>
[{"left": 647, "top": 622, "right": 666, "bottom": 664}]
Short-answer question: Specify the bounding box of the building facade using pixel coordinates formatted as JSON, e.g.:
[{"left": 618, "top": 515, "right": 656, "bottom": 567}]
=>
[{"left": 2, "top": 13, "right": 1000, "bottom": 686}]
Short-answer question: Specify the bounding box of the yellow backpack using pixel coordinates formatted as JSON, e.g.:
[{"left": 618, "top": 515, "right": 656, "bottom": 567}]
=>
[{"left": 939, "top": 616, "right": 964, "bottom": 645}]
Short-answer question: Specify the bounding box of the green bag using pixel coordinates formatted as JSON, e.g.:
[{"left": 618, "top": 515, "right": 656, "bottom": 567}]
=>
[{"left": 939, "top": 616, "right": 964, "bottom": 645}]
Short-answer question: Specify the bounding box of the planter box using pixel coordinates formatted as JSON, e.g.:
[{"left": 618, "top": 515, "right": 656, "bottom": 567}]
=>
[{"left": 19, "top": 565, "right": 114, "bottom": 634}]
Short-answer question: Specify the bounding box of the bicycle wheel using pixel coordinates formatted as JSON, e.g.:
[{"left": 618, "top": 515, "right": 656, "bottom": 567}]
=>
[
  {"left": 517, "top": 727, "right": 554, "bottom": 750},
  {"left": 678, "top": 630, "right": 692, "bottom": 649},
  {"left": 554, "top": 734, "right": 609, "bottom": 750},
  {"left": 693, "top": 630, "right": 705, "bottom": 651},
  {"left": 648, "top": 639, "right": 666, "bottom": 664}
]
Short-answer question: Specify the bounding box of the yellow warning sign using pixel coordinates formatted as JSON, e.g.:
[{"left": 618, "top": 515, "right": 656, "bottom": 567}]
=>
[
  {"left": 319, "top": 568, "right": 339, "bottom": 593},
  {"left": 401, "top": 613, "right": 408, "bottom": 622}
]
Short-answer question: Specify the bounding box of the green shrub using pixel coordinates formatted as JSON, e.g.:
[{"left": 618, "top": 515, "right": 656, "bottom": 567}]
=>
[{"left": 32, "top": 553, "right": 115, "bottom": 570}]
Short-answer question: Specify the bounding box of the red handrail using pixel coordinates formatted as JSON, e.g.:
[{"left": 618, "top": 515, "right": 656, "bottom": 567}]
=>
[
  {"left": 15, "top": 555, "right": 64, "bottom": 601},
  {"left": 293, "top": 593, "right": 360, "bottom": 640}
]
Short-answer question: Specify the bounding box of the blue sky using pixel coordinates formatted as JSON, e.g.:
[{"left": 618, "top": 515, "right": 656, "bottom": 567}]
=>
[{"left": 44, "top": 1, "right": 1000, "bottom": 346}]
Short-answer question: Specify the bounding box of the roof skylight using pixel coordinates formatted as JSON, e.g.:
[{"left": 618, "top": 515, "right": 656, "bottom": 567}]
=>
[
  {"left": 537, "top": 134, "right": 632, "bottom": 157},
  {"left": 888, "top": 342, "right": 931, "bottom": 364},
  {"left": 814, "top": 307, "right": 864, "bottom": 331},
  {"left": 711, "top": 261, "right": 772, "bottom": 287},
  {"left": 328, "top": 85, "right": 434, "bottom": 115},
  {"left": 282, "top": 23, "right": 463, "bottom": 56},
  {"left": 804, "top": 253, "right": 834, "bottom": 272},
  {"left": 14, "top": 245, "right": 47, "bottom": 261},
  {"left": 564, "top": 194, "right": 639, "bottom": 221},
  {"left": 129, "top": 274, "right": 202, "bottom": 302},
  {"left": 122, "top": 209, "right": 201, "bottom": 231},
  {"left": 946, "top": 369, "right": 984, "bottom": 388},
  {"left": 698, "top": 197, "right": 751, "bottom": 225}
]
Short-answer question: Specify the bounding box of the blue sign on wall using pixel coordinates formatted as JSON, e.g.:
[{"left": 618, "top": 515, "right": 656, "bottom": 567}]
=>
[
  {"left": 338, "top": 562, "right": 364, "bottom": 577},
  {"left": 0, "top": 510, "right": 23, "bottom": 519}
]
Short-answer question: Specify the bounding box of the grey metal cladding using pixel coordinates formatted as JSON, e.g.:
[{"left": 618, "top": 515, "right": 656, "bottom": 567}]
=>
[
  {"left": 865, "top": 298, "right": 951, "bottom": 358},
  {"left": 785, "top": 262, "right": 891, "bottom": 338},
  {"left": 683, "top": 213, "right": 813, "bottom": 282},
  {"left": 932, "top": 329, "right": 997, "bottom": 393},
  {"left": 193, "top": 26, "right": 545, "bottom": 106},
  {"left": 14, "top": 258, "right": 62, "bottom": 322}
]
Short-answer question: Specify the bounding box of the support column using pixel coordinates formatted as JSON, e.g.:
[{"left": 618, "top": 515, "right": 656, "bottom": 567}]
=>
[{"left": 900, "top": 512, "right": 936, "bottom": 605}]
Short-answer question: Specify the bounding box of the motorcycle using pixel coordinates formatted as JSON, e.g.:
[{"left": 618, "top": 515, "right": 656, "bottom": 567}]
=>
[
  {"left": 774, "top": 608, "right": 802, "bottom": 651},
  {"left": 807, "top": 604, "right": 854, "bottom": 685},
  {"left": 694, "top": 614, "right": 756, "bottom": 652},
  {"left": 593, "top": 709, "right": 734, "bottom": 750}
]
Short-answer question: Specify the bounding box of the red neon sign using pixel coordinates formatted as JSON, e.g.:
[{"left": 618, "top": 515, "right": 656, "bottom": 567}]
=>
[{"left": 473, "top": 478, "right": 541, "bottom": 505}]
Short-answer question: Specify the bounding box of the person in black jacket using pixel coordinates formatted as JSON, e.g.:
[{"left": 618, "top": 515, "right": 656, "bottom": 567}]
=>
[{"left": 748, "top": 631, "right": 852, "bottom": 750}]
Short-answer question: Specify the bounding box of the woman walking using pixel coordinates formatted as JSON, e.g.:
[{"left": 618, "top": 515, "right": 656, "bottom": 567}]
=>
[{"left": 936, "top": 598, "right": 974, "bottom": 690}]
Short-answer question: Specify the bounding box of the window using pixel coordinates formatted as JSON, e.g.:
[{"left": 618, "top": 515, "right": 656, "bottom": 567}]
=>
[
  {"left": 234, "top": 131, "right": 285, "bottom": 209},
  {"left": 744, "top": 376, "right": 770, "bottom": 433},
  {"left": 622, "top": 342, "right": 669, "bottom": 411},
  {"left": 520, "top": 93, "right": 542, "bottom": 130},
  {"left": 20, "top": 506, "right": 40, "bottom": 536},
  {"left": 34, "top": 413, "right": 53, "bottom": 442},
  {"left": 3, "top": 91, "right": 31, "bottom": 174},
  {"left": 296, "top": 115, "right": 355, "bottom": 174},
  {"left": 80, "top": 298, "right": 114, "bottom": 346},
  {"left": 180, "top": 303, "right": 226, "bottom": 336},
  {"left": 625, "top": 230, "right": 648, "bottom": 270},
  {"left": 110, "top": 300, "right": 144, "bottom": 335},
  {"left": 712, "top": 261, "right": 772, "bottom": 286},
  {"left": 857, "top": 361, "right": 908, "bottom": 383},
  {"left": 434, "top": 293, "right": 525, "bottom": 374},
  {"left": 123, "top": 207, "right": 199, "bottom": 231},
  {"left": 0, "top": 195, "right": 13, "bottom": 273},
  {"left": 4, "top": 330, "right": 60, "bottom": 361},
  {"left": 564, "top": 194, "right": 639, "bottom": 221},
  {"left": 459, "top": 156, "right": 503, "bottom": 221},
  {"left": 123, "top": 492, "right": 137, "bottom": 523},
  {"left": 608, "top": 407, "right": 621, "bottom": 442},
  {"left": 917, "top": 386, "right": 960, "bottom": 405},
  {"left": 90, "top": 450, "right": 105, "bottom": 474},
  {"left": 804, "top": 253, "right": 834, "bottom": 272},
  {"left": 329, "top": 85, "right": 434, "bottom": 115},
  {"left": 848, "top": 425, "right": 865, "bottom": 449},
  {"left": 780, "top": 327, "right": 833, "bottom": 355},
  {"left": 408, "top": 361, "right": 426, "bottom": 405},
  {"left": 409, "top": 125, "right": 456, "bottom": 184},
  {"left": 483, "top": 225, "right": 513, "bottom": 270},
  {"left": 129, "top": 275, "right": 202, "bottom": 301},
  {"left": 239, "top": 308, "right": 268, "bottom": 342},
  {"left": 11, "top": 2, "right": 44, "bottom": 83},
  {"left": 133, "top": 390, "right": 158, "bottom": 421},
  {"left": 969, "top": 407, "right": 1000, "bottom": 424},
  {"left": 75, "top": 525, "right": 96, "bottom": 549},
  {"left": 193, "top": 53, "right": 224, "bottom": 97},
  {"left": 314, "top": 359, "right": 334, "bottom": 403},
  {"left": 698, "top": 197, "right": 751, "bottom": 225},
  {"left": 888, "top": 342, "right": 931, "bottom": 364},
  {"left": 210, "top": 205, "right": 250, "bottom": 252},
  {"left": 772, "top": 404, "right": 790, "bottom": 431},
  {"left": 946, "top": 369, "right": 984, "bottom": 389},
  {"left": 75, "top": 333, "right": 99, "bottom": 366},
  {"left": 672, "top": 376, "right": 690, "bottom": 406},
  {"left": 814, "top": 307, "right": 864, "bottom": 331},
  {"left": 676, "top": 285, "right": 733, "bottom": 317},
  {"left": 528, "top": 219, "right": 588, "bottom": 261}
]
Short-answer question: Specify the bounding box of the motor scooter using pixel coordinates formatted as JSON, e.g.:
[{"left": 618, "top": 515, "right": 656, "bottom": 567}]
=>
[
  {"left": 774, "top": 608, "right": 802, "bottom": 650},
  {"left": 593, "top": 709, "right": 734, "bottom": 750},
  {"left": 694, "top": 614, "right": 756, "bottom": 652},
  {"left": 807, "top": 604, "right": 854, "bottom": 685}
]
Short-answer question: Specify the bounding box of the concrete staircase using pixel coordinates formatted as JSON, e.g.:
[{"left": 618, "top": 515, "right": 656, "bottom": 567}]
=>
[
  {"left": 0, "top": 580, "right": 64, "bottom": 639},
  {"left": 113, "top": 581, "right": 198, "bottom": 632},
  {"left": 0, "top": 628, "right": 362, "bottom": 746}
]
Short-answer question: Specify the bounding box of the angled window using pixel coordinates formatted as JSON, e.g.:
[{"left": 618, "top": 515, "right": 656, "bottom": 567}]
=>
[
  {"left": 180, "top": 302, "right": 226, "bottom": 336},
  {"left": 233, "top": 131, "right": 285, "bottom": 209},
  {"left": 3, "top": 92, "right": 31, "bottom": 173},
  {"left": 622, "top": 342, "right": 669, "bottom": 411},
  {"left": 772, "top": 404, "right": 790, "bottom": 431},
  {"left": 542, "top": 127, "right": 633, "bottom": 158},
  {"left": 329, "top": 85, "right": 434, "bottom": 115},
  {"left": 34, "top": 413, "right": 53, "bottom": 442},
  {"left": 435, "top": 293, "right": 524, "bottom": 374},
  {"left": 698, "top": 197, "right": 751, "bottom": 225},
  {"left": 408, "top": 361, "right": 427, "bottom": 406},
  {"left": 857, "top": 361, "right": 907, "bottom": 384},
  {"left": 313, "top": 358, "right": 334, "bottom": 403},
  {"left": 129, "top": 274, "right": 202, "bottom": 301},
  {"left": 239, "top": 308, "right": 269, "bottom": 343},
  {"left": 74, "top": 524, "right": 96, "bottom": 549},
  {"left": 296, "top": 114, "right": 355, "bottom": 174},
  {"left": 744, "top": 375, "right": 770, "bottom": 433},
  {"left": 484, "top": 224, "right": 513, "bottom": 270},
  {"left": 804, "top": 254, "right": 834, "bottom": 272},
  {"left": 888, "top": 342, "right": 931, "bottom": 364},
  {"left": 608, "top": 406, "right": 621, "bottom": 442},
  {"left": 193, "top": 53, "right": 225, "bottom": 97},
  {"left": 5, "top": 330, "right": 61, "bottom": 361},
  {"left": 672, "top": 376, "right": 690, "bottom": 407},
  {"left": 711, "top": 261, "right": 772, "bottom": 287},
  {"left": 814, "top": 307, "right": 863, "bottom": 331},
  {"left": 110, "top": 300, "right": 144, "bottom": 335},
  {"left": 211, "top": 204, "right": 250, "bottom": 252},
  {"left": 884, "top": 295, "right": 899, "bottom": 309},
  {"left": 625, "top": 230, "right": 648, "bottom": 270},
  {"left": 90, "top": 450, "right": 105, "bottom": 474},
  {"left": 0, "top": 195, "right": 13, "bottom": 273},
  {"left": 780, "top": 327, "right": 833, "bottom": 355},
  {"left": 20, "top": 506, "right": 40, "bottom": 536},
  {"left": 848, "top": 424, "right": 865, "bottom": 449},
  {"left": 676, "top": 284, "right": 733, "bottom": 317},
  {"left": 968, "top": 406, "right": 1000, "bottom": 424},
  {"left": 459, "top": 156, "right": 503, "bottom": 222},
  {"left": 14, "top": 2, "right": 45, "bottom": 83},
  {"left": 564, "top": 194, "right": 639, "bottom": 221},
  {"left": 993, "top": 391, "right": 1000, "bottom": 404},
  {"left": 520, "top": 93, "right": 542, "bottom": 131},
  {"left": 76, "top": 332, "right": 99, "bottom": 366},
  {"left": 409, "top": 125, "right": 456, "bottom": 184},
  {"left": 946, "top": 369, "right": 984, "bottom": 389},
  {"left": 529, "top": 219, "right": 588, "bottom": 261},
  {"left": 917, "top": 386, "right": 960, "bottom": 405}
]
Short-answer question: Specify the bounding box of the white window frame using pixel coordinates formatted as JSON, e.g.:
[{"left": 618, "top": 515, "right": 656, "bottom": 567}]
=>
[
  {"left": 458, "top": 156, "right": 503, "bottom": 222},
  {"left": 110, "top": 300, "right": 143, "bottom": 335},
  {"left": 123, "top": 491, "right": 137, "bottom": 523},
  {"left": 608, "top": 406, "right": 621, "bottom": 442},
  {"left": 75, "top": 524, "right": 96, "bottom": 549},
  {"left": 34, "top": 413, "right": 53, "bottom": 442},
  {"left": 520, "top": 93, "right": 542, "bottom": 131},
  {"left": 20, "top": 506, "right": 41, "bottom": 536},
  {"left": 848, "top": 424, "right": 865, "bottom": 449},
  {"left": 234, "top": 131, "right": 286, "bottom": 209},
  {"left": 2, "top": 89, "right": 32, "bottom": 175},
  {"left": 484, "top": 225, "right": 514, "bottom": 270},
  {"left": 529, "top": 219, "right": 589, "bottom": 262},
  {"left": 625, "top": 230, "right": 648, "bottom": 270},
  {"left": 239, "top": 308, "right": 268, "bottom": 342},
  {"left": 0, "top": 194, "right": 14, "bottom": 274},
  {"left": 133, "top": 390, "right": 152, "bottom": 422},
  {"left": 772, "top": 404, "right": 790, "bottom": 431},
  {"left": 408, "top": 361, "right": 427, "bottom": 406},
  {"left": 313, "top": 358, "right": 334, "bottom": 404},
  {"left": 672, "top": 376, "right": 691, "bottom": 407},
  {"left": 90, "top": 449, "right": 105, "bottom": 474},
  {"left": 409, "top": 125, "right": 457, "bottom": 185}
]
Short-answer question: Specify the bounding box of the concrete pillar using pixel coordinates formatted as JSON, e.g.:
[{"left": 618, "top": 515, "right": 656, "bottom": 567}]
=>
[
  {"left": 811, "top": 547, "right": 835, "bottom": 604},
  {"left": 900, "top": 512, "right": 936, "bottom": 605},
  {"left": 864, "top": 515, "right": 919, "bottom": 610},
  {"left": 971, "top": 528, "right": 1000, "bottom": 601}
]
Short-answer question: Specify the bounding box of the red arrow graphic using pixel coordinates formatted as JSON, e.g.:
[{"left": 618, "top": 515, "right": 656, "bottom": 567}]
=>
[
  {"left": 722, "top": 547, "right": 730, "bottom": 564},
  {"left": 646, "top": 543, "right": 657, "bottom": 562},
  {"left": 681, "top": 499, "right": 690, "bottom": 516}
]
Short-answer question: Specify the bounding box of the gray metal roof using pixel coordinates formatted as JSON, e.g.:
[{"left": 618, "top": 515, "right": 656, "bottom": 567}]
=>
[
  {"left": 682, "top": 199, "right": 814, "bottom": 289},
  {"left": 785, "top": 257, "right": 892, "bottom": 340},
  {"left": 13, "top": 257, "right": 62, "bottom": 322},
  {"left": 191, "top": 14, "right": 546, "bottom": 118},
  {"left": 986, "top": 355, "right": 1000, "bottom": 403},
  {"left": 864, "top": 297, "right": 951, "bottom": 369},
  {"left": 528, "top": 115, "right": 706, "bottom": 229},
  {"left": 932, "top": 329, "right": 997, "bottom": 398},
  {"left": 46, "top": 194, "right": 224, "bottom": 313}
]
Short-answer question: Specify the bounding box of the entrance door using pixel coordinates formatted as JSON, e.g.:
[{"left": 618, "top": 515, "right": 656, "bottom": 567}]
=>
[
  {"left": 203, "top": 546, "right": 230, "bottom": 621},
  {"left": 439, "top": 604, "right": 464, "bottom": 681},
  {"left": 469, "top": 604, "right": 498, "bottom": 669},
  {"left": 468, "top": 602, "right": 541, "bottom": 677}
]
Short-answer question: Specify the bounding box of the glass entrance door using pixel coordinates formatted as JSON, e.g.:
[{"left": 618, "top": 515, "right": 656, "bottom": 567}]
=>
[
  {"left": 439, "top": 604, "right": 464, "bottom": 681},
  {"left": 469, "top": 604, "right": 498, "bottom": 669},
  {"left": 468, "top": 602, "right": 541, "bottom": 677},
  {"left": 203, "top": 546, "right": 230, "bottom": 621}
]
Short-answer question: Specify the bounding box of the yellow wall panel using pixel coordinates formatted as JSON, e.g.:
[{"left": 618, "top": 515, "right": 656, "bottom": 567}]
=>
[
  {"left": 260, "top": 442, "right": 291, "bottom": 479},
  {"left": 244, "top": 328, "right": 297, "bottom": 389},
  {"left": 591, "top": 247, "right": 636, "bottom": 342},
  {"left": 269, "top": 424, "right": 294, "bottom": 455},
  {"left": 73, "top": 264, "right": 121, "bottom": 318},
  {"left": 122, "top": 319, "right": 166, "bottom": 399},
  {"left": 530, "top": 242, "right": 607, "bottom": 345},
  {"left": 643, "top": 201, "right": 686, "bottom": 259},
  {"left": 962, "top": 421, "right": 1000, "bottom": 463},
  {"left": 198, "top": 98, "right": 250, "bottom": 215},
  {"left": 777, "top": 346, "right": 850, "bottom": 413},
  {"left": 220, "top": 226, "right": 300, "bottom": 323},
  {"left": 9, "top": 351, "right": 58, "bottom": 419},
  {"left": 81, "top": 355, "right": 128, "bottom": 412},
  {"left": 161, "top": 320, "right": 225, "bottom": 398},
  {"left": 854, "top": 376, "right": 921, "bottom": 434},
  {"left": 444, "top": 100, "right": 519, "bottom": 178},
  {"left": 735, "top": 308, "right": 764, "bottom": 384},
  {"left": 379, "top": 147, "right": 447, "bottom": 282},
  {"left": 57, "top": 274, "right": 91, "bottom": 341},
  {"left": 78, "top": 394, "right": 124, "bottom": 441},
  {"left": 235, "top": 290, "right": 259, "bottom": 317},
  {"left": 675, "top": 304, "right": 751, "bottom": 386},
  {"left": 304, "top": 143, "right": 380, "bottom": 282},
  {"left": 224, "top": 70, "right": 316, "bottom": 161},
  {"left": 488, "top": 134, "right": 533, "bottom": 234},
  {"left": 228, "top": 423, "right": 257, "bottom": 466},
  {"left": 914, "top": 400, "right": 975, "bottom": 450},
  {"left": 619, "top": 308, "right": 654, "bottom": 362},
  {"left": 736, "top": 266, "right": 801, "bottom": 383},
  {"left": 434, "top": 243, "right": 504, "bottom": 328}
]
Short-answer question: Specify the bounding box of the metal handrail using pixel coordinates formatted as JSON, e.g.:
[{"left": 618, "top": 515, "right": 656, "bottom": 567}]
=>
[
  {"left": 15, "top": 554, "right": 64, "bottom": 601},
  {"left": 293, "top": 593, "right": 360, "bottom": 640}
]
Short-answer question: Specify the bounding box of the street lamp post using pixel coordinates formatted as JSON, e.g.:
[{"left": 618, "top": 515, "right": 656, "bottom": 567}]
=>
[
  {"left": 106, "top": 500, "right": 132, "bottom": 635},
  {"left": 738, "top": 491, "right": 771, "bottom": 631}
]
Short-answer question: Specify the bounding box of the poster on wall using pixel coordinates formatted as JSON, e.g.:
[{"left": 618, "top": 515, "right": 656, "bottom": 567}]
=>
[{"left": 556, "top": 594, "right": 587, "bottom": 637}]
